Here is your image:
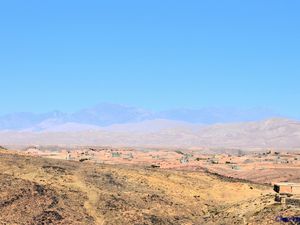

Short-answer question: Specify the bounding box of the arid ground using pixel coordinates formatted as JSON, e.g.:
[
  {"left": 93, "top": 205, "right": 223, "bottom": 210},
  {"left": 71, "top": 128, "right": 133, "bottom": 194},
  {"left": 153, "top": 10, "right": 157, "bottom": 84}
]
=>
[{"left": 1, "top": 148, "right": 300, "bottom": 224}]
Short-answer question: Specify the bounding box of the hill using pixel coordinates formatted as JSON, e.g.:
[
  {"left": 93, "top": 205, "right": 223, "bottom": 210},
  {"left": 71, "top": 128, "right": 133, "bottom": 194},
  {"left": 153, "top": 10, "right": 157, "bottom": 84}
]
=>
[{"left": 1, "top": 149, "right": 297, "bottom": 225}]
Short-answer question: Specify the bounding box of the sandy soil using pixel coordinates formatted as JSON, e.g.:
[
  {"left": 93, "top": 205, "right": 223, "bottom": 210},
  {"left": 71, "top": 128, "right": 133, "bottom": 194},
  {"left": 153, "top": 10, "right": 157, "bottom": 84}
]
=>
[{"left": 1, "top": 149, "right": 300, "bottom": 224}]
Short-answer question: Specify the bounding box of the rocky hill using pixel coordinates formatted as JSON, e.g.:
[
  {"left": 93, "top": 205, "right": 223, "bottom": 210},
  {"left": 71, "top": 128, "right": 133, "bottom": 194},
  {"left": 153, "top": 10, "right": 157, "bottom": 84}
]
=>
[{"left": 1, "top": 150, "right": 297, "bottom": 225}]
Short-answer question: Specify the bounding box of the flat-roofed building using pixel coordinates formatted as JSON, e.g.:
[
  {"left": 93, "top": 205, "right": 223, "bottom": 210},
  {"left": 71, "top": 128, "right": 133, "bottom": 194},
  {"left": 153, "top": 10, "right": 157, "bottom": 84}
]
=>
[{"left": 274, "top": 183, "right": 300, "bottom": 195}]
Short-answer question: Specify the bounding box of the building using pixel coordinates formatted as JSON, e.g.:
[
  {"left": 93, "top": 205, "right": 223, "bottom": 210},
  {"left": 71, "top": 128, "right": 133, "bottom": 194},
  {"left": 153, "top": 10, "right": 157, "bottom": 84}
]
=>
[
  {"left": 66, "top": 152, "right": 71, "bottom": 160},
  {"left": 274, "top": 182, "right": 300, "bottom": 206},
  {"left": 209, "top": 159, "right": 219, "bottom": 164},
  {"left": 111, "top": 152, "right": 121, "bottom": 158},
  {"left": 180, "top": 156, "right": 189, "bottom": 164},
  {"left": 231, "top": 165, "right": 241, "bottom": 170},
  {"left": 123, "top": 153, "right": 133, "bottom": 160},
  {"left": 274, "top": 183, "right": 300, "bottom": 195}
]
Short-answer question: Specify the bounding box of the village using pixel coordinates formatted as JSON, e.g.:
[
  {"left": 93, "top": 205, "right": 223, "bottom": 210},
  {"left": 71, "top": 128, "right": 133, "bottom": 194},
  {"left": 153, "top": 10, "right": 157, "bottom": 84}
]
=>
[{"left": 22, "top": 145, "right": 300, "bottom": 184}]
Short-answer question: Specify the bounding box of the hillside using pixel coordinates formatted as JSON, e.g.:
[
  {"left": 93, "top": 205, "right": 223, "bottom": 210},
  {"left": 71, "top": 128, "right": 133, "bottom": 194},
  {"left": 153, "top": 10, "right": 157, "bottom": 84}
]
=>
[{"left": 1, "top": 150, "right": 299, "bottom": 224}]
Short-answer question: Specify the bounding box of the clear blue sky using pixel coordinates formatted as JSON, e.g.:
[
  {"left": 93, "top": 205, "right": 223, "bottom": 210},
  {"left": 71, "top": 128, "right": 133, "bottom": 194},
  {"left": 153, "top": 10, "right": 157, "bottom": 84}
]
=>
[{"left": 0, "top": 1, "right": 299, "bottom": 117}]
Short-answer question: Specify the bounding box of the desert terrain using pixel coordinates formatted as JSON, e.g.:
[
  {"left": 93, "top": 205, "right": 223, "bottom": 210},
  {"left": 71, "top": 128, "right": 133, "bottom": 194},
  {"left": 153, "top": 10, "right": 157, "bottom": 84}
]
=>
[
  {"left": 1, "top": 146, "right": 300, "bottom": 224},
  {"left": 20, "top": 145, "right": 300, "bottom": 185}
]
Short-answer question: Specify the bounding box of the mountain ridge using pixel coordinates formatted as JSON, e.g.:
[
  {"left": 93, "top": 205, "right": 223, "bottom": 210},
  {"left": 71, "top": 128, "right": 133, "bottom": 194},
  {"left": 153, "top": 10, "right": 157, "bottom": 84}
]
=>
[
  {"left": 0, "top": 103, "right": 282, "bottom": 131},
  {"left": 1, "top": 118, "right": 300, "bottom": 150}
]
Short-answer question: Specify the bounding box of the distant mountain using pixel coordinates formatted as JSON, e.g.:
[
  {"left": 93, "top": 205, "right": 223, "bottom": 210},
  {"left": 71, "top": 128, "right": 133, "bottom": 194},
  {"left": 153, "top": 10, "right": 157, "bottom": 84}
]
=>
[
  {"left": 0, "top": 103, "right": 282, "bottom": 131},
  {"left": 102, "top": 119, "right": 199, "bottom": 133},
  {"left": 23, "top": 122, "right": 103, "bottom": 132},
  {"left": 158, "top": 107, "right": 281, "bottom": 124},
  {"left": 71, "top": 103, "right": 154, "bottom": 126},
  {"left": 0, "top": 111, "right": 67, "bottom": 130},
  {"left": 1, "top": 118, "right": 300, "bottom": 150}
]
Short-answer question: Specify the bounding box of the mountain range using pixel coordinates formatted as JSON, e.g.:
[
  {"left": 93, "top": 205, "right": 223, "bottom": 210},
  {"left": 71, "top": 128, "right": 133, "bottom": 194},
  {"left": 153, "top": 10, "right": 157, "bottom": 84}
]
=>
[
  {"left": 1, "top": 103, "right": 299, "bottom": 150},
  {"left": 0, "top": 103, "right": 281, "bottom": 131},
  {"left": 0, "top": 118, "right": 300, "bottom": 150}
]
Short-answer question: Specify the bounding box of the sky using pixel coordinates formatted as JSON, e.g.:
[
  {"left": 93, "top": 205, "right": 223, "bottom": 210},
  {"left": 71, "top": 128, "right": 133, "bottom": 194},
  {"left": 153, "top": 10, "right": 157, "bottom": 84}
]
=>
[{"left": 0, "top": 1, "right": 299, "bottom": 118}]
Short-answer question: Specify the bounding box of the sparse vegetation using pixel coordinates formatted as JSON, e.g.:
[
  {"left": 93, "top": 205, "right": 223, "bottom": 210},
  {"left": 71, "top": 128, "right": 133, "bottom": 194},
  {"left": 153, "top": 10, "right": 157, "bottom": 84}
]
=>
[{"left": 0, "top": 150, "right": 288, "bottom": 225}]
